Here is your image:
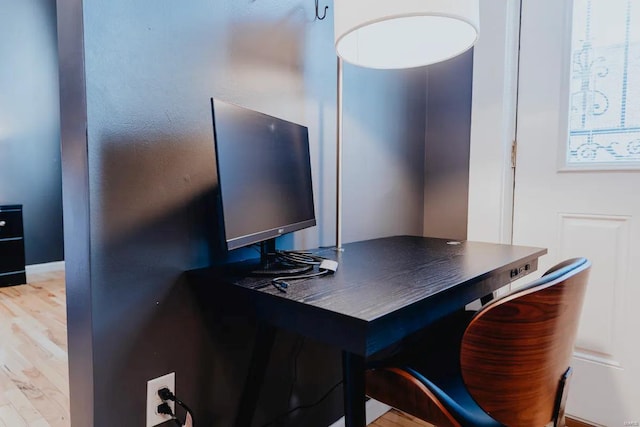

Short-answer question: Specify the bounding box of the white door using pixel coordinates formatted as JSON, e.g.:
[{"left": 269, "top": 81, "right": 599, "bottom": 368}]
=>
[{"left": 514, "top": 0, "right": 640, "bottom": 424}]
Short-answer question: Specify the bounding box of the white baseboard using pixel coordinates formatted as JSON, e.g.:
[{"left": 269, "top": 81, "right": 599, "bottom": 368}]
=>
[
  {"left": 328, "top": 399, "right": 391, "bottom": 427},
  {"left": 26, "top": 261, "right": 65, "bottom": 280}
]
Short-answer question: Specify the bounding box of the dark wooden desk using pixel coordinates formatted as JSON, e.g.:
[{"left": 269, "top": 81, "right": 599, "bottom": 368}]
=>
[{"left": 190, "top": 235, "right": 546, "bottom": 427}]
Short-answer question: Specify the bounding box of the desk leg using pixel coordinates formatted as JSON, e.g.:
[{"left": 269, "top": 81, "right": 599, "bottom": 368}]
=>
[
  {"left": 235, "top": 323, "right": 277, "bottom": 427},
  {"left": 342, "top": 351, "right": 366, "bottom": 427}
]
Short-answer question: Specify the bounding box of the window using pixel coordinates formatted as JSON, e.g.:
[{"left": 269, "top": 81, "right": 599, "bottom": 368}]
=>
[{"left": 568, "top": 0, "right": 640, "bottom": 164}]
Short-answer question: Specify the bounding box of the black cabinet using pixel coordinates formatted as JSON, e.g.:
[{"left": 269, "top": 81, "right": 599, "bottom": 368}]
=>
[{"left": 0, "top": 205, "right": 26, "bottom": 287}]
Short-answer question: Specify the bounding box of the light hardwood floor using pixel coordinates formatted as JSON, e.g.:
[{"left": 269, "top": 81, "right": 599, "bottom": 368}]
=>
[
  {"left": 369, "top": 410, "right": 433, "bottom": 427},
  {"left": 0, "top": 271, "right": 69, "bottom": 427},
  {"left": 0, "top": 271, "right": 428, "bottom": 427}
]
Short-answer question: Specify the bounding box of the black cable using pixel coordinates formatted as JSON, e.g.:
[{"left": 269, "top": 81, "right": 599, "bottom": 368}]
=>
[
  {"left": 157, "top": 402, "right": 183, "bottom": 426},
  {"left": 276, "top": 251, "right": 326, "bottom": 265},
  {"left": 270, "top": 270, "right": 329, "bottom": 293},
  {"left": 158, "top": 388, "right": 194, "bottom": 426},
  {"left": 175, "top": 398, "right": 194, "bottom": 425},
  {"left": 247, "top": 250, "right": 334, "bottom": 293},
  {"left": 251, "top": 246, "right": 325, "bottom": 266},
  {"left": 260, "top": 380, "right": 343, "bottom": 427},
  {"left": 287, "top": 337, "right": 305, "bottom": 406}
]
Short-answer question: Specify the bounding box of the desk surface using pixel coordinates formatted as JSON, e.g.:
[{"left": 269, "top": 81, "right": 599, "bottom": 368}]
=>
[{"left": 191, "top": 235, "right": 546, "bottom": 356}]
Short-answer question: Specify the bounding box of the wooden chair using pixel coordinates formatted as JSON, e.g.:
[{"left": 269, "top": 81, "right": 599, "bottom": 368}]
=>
[{"left": 366, "top": 258, "right": 591, "bottom": 427}]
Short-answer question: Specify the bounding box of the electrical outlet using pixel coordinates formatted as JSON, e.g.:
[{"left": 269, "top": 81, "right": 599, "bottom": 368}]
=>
[{"left": 146, "top": 372, "right": 175, "bottom": 427}]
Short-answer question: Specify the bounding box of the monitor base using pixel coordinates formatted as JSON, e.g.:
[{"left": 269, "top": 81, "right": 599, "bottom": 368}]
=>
[
  {"left": 246, "top": 239, "right": 314, "bottom": 276},
  {"left": 250, "top": 262, "right": 313, "bottom": 277}
]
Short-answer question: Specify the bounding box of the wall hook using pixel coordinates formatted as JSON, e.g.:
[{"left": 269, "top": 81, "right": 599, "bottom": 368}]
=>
[{"left": 315, "top": 0, "right": 328, "bottom": 20}]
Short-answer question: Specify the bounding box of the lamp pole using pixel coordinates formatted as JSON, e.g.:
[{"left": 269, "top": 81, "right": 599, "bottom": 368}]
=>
[{"left": 336, "top": 56, "right": 344, "bottom": 250}]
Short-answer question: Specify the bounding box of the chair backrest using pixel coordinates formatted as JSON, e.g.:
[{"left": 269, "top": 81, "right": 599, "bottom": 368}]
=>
[{"left": 460, "top": 258, "right": 591, "bottom": 427}]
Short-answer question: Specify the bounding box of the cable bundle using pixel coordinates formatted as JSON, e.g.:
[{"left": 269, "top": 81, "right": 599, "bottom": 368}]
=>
[
  {"left": 270, "top": 252, "right": 338, "bottom": 293},
  {"left": 157, "top": 388, "right": 195, "bottom": 427}
]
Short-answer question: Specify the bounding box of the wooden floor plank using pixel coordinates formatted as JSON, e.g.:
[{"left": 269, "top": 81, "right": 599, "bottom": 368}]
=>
[
  {"left": 0, "top": 403, "right": 28, "bottom": 427},
  {"left": 0, "top": 272, "right": 69, "bottom": 427},
  {"left": 370, "top": 409, "right": 434, "bottom": 427}
]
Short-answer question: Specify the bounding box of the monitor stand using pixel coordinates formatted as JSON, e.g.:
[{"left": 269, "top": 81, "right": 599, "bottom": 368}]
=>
[{"left": 250, "top": 238, "right": 313, "bottom": 276}]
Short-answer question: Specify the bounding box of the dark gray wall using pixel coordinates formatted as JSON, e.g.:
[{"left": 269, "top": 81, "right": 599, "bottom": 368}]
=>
[
  {"left": 342, "top": 66, "right": 427, "bottom": 243},
  {"left": 58, "top": 1, "right": 427, "bottom": 426},
  {"left": 423, "top": 51, "right": 474, "bottom": 241},
  {"left": 0, "top": 0, "right": 63, "bottom": 264}
]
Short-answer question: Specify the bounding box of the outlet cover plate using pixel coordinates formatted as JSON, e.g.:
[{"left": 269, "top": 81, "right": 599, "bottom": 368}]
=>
[{"left": 146, "top": 372, "right": 175, "bottom": 427}]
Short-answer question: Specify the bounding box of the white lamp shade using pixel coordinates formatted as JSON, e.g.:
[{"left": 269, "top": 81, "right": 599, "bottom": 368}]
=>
[{"left": 334, "top": 0, "right": 480, "bottom": 69}]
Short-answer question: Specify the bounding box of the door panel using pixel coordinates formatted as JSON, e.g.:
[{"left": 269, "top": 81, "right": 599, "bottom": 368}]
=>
[
  {"left": 515, "top": 0, "right": 640, "bottom": 424},
  {"left": 559, "top": 214, "right": 628, "bottom": 366}
]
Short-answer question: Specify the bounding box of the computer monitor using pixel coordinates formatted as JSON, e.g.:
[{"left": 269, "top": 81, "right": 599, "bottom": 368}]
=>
[{"left": 211, "top": 99, "right": 316, "bottom": 271}]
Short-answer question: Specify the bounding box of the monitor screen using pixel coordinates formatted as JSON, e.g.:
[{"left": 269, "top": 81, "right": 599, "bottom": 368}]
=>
[{"left": 212, "top": 99, "right": 316, "bottom": 251}]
